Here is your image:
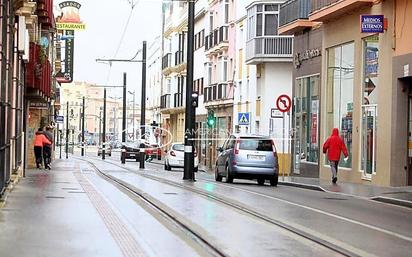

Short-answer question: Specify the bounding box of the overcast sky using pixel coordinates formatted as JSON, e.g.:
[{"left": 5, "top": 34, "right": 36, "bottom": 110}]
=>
[{"left": 64, "top": 0, "right": 163, "bottom": 98}]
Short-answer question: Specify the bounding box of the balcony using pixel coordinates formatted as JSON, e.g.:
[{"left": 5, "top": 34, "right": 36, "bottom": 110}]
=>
[
  {"left": 160, "top": 94, "right": 171, "bottom": 109},
  {"left": 162, "top": 53, "right": 172, "bottom": 70},
  {"left": 309, "top": 0, "right": 375, "bottom": 22},
  {"left": 174, "top": 50, "right": 184, "bottom": 66},
  {"left": 279, "top": 0, "right": 320, "bottom": 35},
  {"left": 204, "top": 83, "right": 233, "bottom": 107},
  {"left": 205, "top": 25, "right": 229, "bottom": 53},
  {"left": 26, "top": 43, "right": 52, "bottom": 100},
  {"left": 246, "top": 36, "right": 294, "bottom": 64},
  {"left": 174, "top": 93, "right": 183, "bottom": 108}
]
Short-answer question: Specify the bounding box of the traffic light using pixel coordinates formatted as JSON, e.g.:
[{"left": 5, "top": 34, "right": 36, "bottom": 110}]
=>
[{"left": 207, "top": 109, "right": 216, "bottom": 128}]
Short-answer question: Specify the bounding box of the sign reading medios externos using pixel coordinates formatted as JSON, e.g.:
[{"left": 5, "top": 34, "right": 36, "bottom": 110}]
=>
[
  {"left": 361, "top": 15, "right": 384, "bottom": 33},
  {"left": 56, "top": 1, "right": 86, "bottom": 31}
]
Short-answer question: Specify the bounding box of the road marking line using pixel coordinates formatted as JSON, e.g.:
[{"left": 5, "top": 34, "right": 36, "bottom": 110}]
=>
[
  {"left": 74, "top": 172, "right": 146, "bottom": 257},
  {"left": 207, "top": 181, "right": 412, "bottom": 243}
]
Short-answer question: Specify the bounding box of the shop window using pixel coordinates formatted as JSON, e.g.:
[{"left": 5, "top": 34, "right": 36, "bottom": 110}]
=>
[
  {"left": 326, "top": 43, "right": 354, "bottom": 168},
  {"left": 294, "top": 75, "right": 320, "bottom": 168},
  {"left": 361, "top": 35, "right": 379, "bottom": 176}
]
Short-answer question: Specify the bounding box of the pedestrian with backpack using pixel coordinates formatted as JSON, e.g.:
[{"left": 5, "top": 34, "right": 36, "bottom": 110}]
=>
[{"left": 322, "top": 128, "right": 349, "bottom": 184}]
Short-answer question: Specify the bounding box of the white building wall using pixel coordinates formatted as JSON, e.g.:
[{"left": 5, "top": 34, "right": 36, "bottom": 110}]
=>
[{"left": 261, "top": 62, "right": 292, "bottom": 153}]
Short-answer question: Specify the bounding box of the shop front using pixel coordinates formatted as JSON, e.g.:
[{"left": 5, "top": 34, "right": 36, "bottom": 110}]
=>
[{"left": 291, "top": 28, "right": 322, "bottom": 177}]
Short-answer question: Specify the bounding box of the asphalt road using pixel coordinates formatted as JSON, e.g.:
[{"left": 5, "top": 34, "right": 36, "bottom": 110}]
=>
[{"left": 79, "top": 150, "right": 412, "bottom": 257}]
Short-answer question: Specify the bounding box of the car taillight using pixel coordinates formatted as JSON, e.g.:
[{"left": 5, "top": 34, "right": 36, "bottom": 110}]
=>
[
  {"left": 170, "top": 151, "right": 176, "bottom": 157},
  {"left": 272, "top": 140, "right": 278, "bottom": 159},
  {"left": 234, "top": 138, "right": 240, "bottom": 155}
]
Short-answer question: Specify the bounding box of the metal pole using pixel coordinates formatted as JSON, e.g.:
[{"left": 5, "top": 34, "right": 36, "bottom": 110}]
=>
[
  {"left": 122, "top": 72, "right": 127, "bottom": 143},
  {"left": 282, "top": 112, "right": 285, "bottom": 181},
  {"left": 58, "top": 123, "right": 62, "bottom": 159},
  {"left": 133, "top": 92, "right": 135, "bottom": 141},
  {"left": 99, "top": 110, "right": 102, "bottom": 146},
  {"left": 183, "top": 1, "right": 195, "bottom": 181},
  {"left": 102, "top": 89, "right": 107, "bottom": 160},
  {"left": 65, "top": 102, "right": 69, "bottom": 159},
  {"left": 139, "top": 41, "right": 147, "bottom": 169},
  {"left": 81, "top": 96, "right": 85, "bottom": 156}
]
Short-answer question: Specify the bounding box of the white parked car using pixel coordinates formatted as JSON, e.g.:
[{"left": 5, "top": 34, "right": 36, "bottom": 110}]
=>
[{"left": 164, "top": 143, "right": 199, "bottom": 172}]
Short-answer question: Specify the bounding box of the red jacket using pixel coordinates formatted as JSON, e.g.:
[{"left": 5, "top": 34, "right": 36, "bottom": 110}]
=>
[
  {"left": 323, "top": 128, "right": 348, "bottom": 161},
  {"left": 34, "top": 132, "right": 52, "bottom": 147}
]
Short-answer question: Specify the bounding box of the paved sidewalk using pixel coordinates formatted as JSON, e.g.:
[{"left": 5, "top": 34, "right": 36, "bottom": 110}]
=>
[
  {"left": 0, "top": 160, "right": 124, "bottom": 257},
  {"left": 150, "top": 158, "right": 412, "bottom": 208}
]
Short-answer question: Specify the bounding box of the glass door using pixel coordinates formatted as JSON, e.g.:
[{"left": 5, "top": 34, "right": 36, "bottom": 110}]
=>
[{"left": 361, "top": 105, "right": 377, "bottom": 178}]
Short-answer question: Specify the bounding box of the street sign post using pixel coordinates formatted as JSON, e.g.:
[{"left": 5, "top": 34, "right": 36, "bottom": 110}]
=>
[{"left": 275, "top": 94, "right": 292, "bottom": 181}]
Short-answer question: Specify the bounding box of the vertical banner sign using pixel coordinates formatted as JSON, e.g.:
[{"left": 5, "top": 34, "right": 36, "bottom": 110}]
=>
[
  {"left": 64, "top": 30, "right": 74, "bottom": 82},
  {"left": 55, "top": 1, "right": 85, "bottom": 83}
]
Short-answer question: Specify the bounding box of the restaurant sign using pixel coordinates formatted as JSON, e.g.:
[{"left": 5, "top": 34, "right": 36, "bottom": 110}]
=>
[{"left": 361, "top": 15, "right": 384, "bottom": 33}]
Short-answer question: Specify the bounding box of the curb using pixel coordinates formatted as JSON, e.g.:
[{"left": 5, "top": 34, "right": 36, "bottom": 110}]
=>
[
  {"left": 371, "top": 196, "right": 412, "bottom": 209},
  {"left": 278, "top": 181, "right": 325, "bottom": 192}
]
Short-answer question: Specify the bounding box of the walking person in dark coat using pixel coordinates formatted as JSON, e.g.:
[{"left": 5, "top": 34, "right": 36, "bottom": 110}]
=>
[
  {"left": 323, "top": 128, "right": 349, "bottom": 184},
  {"left": 33, "top": 128, "right": 52, "bottom": 169},
  {"left": 43, "top": 126, "right": 54, "bottom": 170}
]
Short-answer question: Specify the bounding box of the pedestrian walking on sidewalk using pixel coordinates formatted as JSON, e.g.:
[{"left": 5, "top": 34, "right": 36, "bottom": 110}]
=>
[
  {"left": 33, "top": 128, "right": 52, "bottom": 169},
  {"left": 322, "top": 128, "right": 349, "bottom": 184},
  {"left": 43, "top": 125, "right": 54, "bottom": 170}
]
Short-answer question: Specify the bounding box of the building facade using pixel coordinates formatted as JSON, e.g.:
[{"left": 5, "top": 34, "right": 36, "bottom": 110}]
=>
[
  {"left": 304, "top": 0, "right": 412, "bottom": 186},
  {"left": 279, "top": 0, "right": 322, "bottom": 177},
  {"left": 233, "top": 0, "right": 294, "bottom": 173}
]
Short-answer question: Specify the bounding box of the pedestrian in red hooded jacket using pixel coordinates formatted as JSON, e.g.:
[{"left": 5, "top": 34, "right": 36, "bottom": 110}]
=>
[{"left": 323, "top": 128, "right": 349, "bottom": 184}]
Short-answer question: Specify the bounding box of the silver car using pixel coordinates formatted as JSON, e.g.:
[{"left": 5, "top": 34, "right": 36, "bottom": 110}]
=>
[{"left": 215, "top": 134, "right": 279, "bottom": 186}]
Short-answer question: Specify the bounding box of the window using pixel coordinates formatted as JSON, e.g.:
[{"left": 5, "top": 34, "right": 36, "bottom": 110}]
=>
[
  {"left": 294, "top": 75, "right": 320, "bottom": 168},
  {"left": 326, "top": 43, "right": 355, "bottom": 168},
  {"left": 247, "top": 3, "right": 279, "bottom": 40},
  {"left": 223, "top": 0, "right": 229, "bottom": 24},
  {"left": 361, "top": 35, "right": 379, "bottom": 176}
]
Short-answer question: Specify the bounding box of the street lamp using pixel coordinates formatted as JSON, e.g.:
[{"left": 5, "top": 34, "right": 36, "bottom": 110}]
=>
[{"left": 128, "top": 90, "right": 136, "bottom": 141}]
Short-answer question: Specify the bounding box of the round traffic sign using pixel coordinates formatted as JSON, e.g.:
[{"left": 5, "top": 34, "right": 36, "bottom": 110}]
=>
[{"left": 276, "top": 94, "right": 292, "bottom": 113}]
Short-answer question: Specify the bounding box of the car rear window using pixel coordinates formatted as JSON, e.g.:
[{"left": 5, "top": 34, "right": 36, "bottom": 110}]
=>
[
  {"left": 239, "top": 138, "right": 273, "bottom": 151},
  {"left": 172, "top": 144, "right": 184, "bottom": 152}
]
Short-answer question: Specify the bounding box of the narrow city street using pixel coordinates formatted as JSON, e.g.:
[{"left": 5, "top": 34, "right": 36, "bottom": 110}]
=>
[{"left": 2, "top": 148, "right": 411, "bottom": 257}]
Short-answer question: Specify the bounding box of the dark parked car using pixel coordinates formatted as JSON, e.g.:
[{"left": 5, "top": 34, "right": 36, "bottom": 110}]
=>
[
  {"left": 120, "top": 142, "right": 140, "bottom": 162},
  {"left": 215, "top": 134, "right": 279, "bottom": 186}
]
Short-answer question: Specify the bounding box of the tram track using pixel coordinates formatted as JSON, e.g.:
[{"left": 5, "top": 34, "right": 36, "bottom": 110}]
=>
[{"left": 81, "top": 156, "right": 377, "bottom": 257}]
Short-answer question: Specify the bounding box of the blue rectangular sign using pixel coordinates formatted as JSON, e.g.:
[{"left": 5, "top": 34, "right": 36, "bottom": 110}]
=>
[
  {"left": 56, "top": 115, "right": 64, "bottom": 123},
  {"left": 238, "top": 112, "right": 250, "bottom": 125},
  {"left": 361, "top": 15, "right": 384, "bottom": 33}
]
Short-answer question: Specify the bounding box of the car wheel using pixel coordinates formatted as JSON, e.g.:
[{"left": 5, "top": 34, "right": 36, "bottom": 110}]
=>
[
  {"left": 215, "top": 166, "right": 223, "bottom": 182},
  {"left": 270, "top": 175, "right": 278, "bottom": 187},
  {"left": 225, "top": 165, "right": 233, "bottom": 183},
  {"left": 257, "top": 178, "right": 265, "bottom": 185}
]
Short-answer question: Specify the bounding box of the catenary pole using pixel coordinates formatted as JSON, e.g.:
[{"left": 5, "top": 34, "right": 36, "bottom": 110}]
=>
[
  {"left": 183, "top": 1, "right": 195, "bottom": 181},
  {"left": 139, "top": 41, "right": 147, "bottom": 169},
  {"left": 122, "top": 72, "right": 127, "bottom": 143}
]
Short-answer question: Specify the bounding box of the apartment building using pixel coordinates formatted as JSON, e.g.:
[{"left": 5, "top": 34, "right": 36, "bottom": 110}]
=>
[
  {"left": 147, "top": 36, "right": 162, "bottom": 127},
  {"left": 204, "top": 0, "right": 236, "bottom": 167},
  {"left": 160, "top": 0, "right": 208, "bottom": 163},
  {"left": 234, "top": 0, "right": 294, "bottom": 173}
]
